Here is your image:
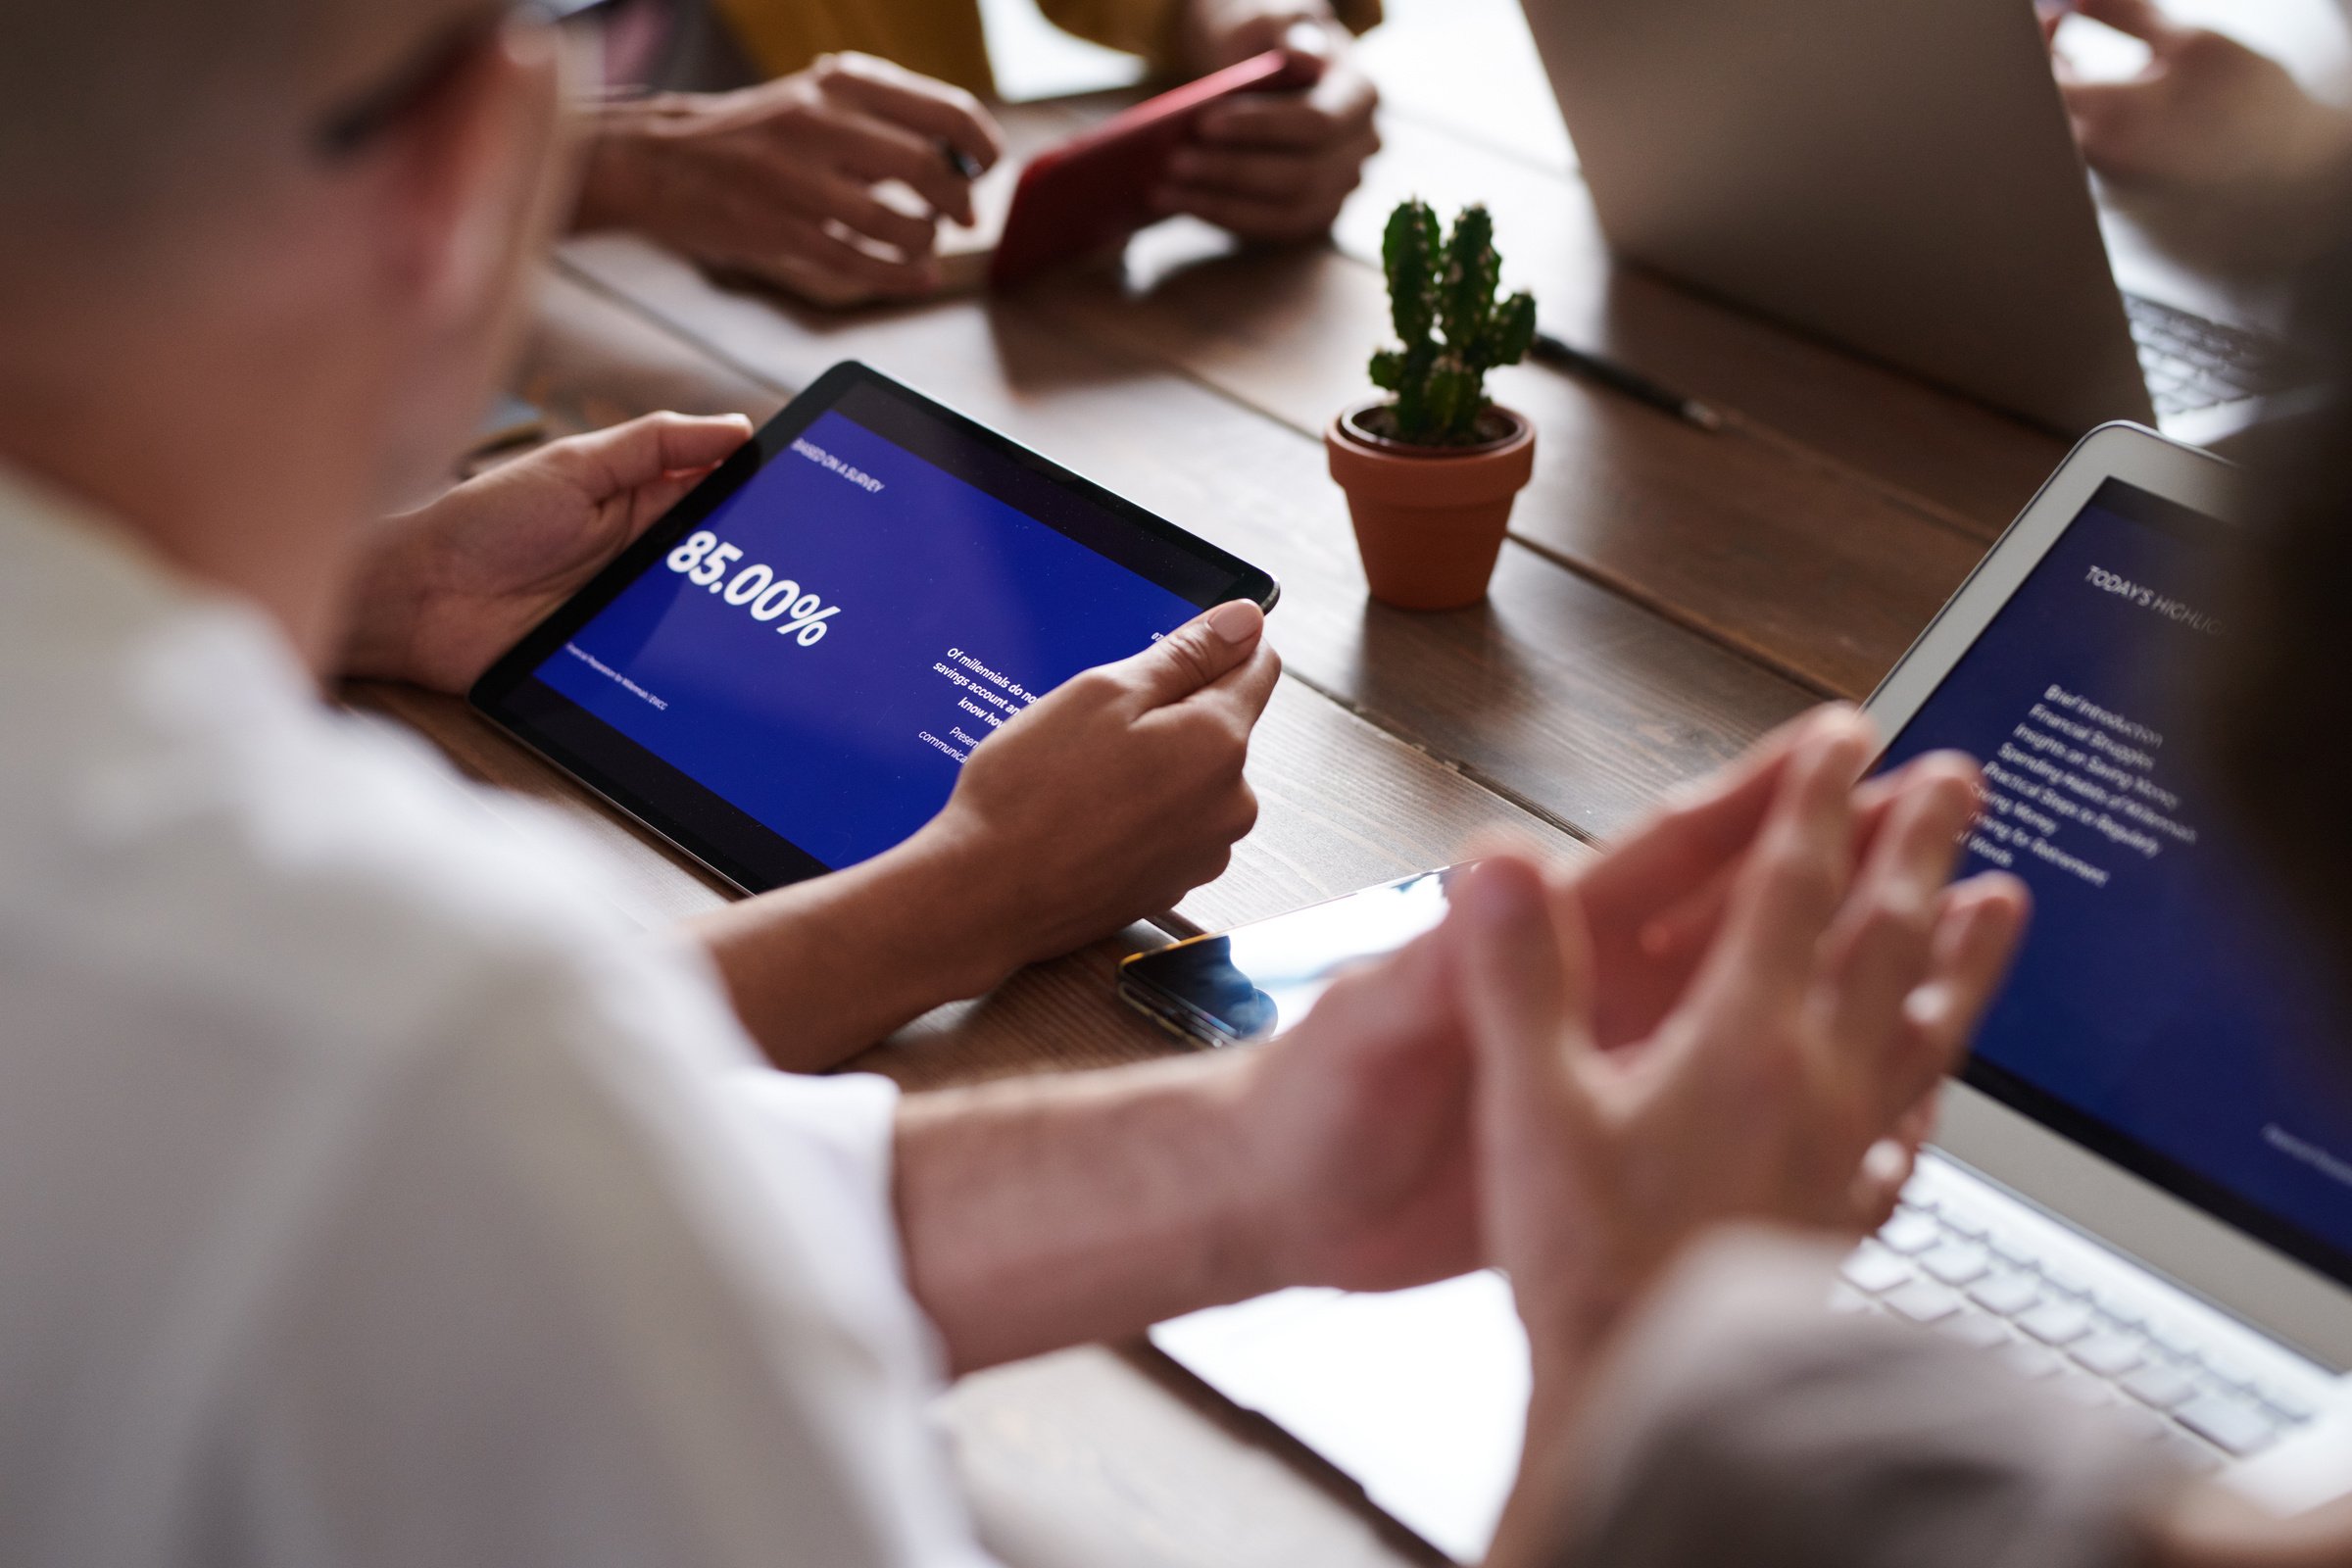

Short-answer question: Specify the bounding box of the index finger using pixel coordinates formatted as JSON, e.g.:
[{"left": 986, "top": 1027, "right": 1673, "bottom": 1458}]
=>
[
  {"left": 1577, "top": 707, "right": 1845, "bottom": 926},
  {"left": 1681, "top": 713, "right": 1874, "bottom": 1031},
  {"left": 1191, "top": 638, "right": 1283, "bottom": 731},
  {"left": 1620, "top": 742, "right": 1974, "bottom": 970},
  {"left": 815, "top": 53, "right": 1004, "bottom": 167}
]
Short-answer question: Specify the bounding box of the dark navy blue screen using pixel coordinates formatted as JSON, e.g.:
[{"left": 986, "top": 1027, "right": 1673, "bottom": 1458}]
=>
[
  {"left": 527, "top": 407, "right": 1202, "bottom": 870},
  {"left": 1880, "top": 480, "right": 2352, "bottom": 1283}
]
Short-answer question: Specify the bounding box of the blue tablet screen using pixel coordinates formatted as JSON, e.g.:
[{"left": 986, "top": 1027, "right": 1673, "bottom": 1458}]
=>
[{"left": 524, "top": 401, "right": 1208, "bottom": 873}]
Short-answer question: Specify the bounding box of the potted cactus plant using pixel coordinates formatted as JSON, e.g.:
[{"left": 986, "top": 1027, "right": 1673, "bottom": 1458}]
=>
[{"left": 1328, "top": 200, "right": 1538, "bottom": 610}]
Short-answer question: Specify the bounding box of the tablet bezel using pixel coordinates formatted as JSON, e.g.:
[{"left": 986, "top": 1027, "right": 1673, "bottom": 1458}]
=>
[
  {"left": 1862, "top": 420, "right": 2352, "bottom": 1370},
  {"left": 469, "top": 360, "right": 1281, "bottom": 896}
]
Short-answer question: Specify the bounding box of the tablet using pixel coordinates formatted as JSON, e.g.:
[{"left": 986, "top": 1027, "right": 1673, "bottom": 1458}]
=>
[{"left": 471, "top": 362, "right": 1279, "bottom": 894}]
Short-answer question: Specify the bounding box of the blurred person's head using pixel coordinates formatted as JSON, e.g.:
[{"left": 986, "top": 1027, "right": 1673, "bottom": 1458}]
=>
[
  {"left": 0, "top": 0, "right": 577, "bottom": 663},
  {"left": 2211, "top": 243, "right": 2352, "bottom": 982}
]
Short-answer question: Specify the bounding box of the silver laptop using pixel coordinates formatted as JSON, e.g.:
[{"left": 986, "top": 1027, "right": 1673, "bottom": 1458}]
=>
[
  {"left": 1155, "top": 424, "right": 2352, "bottom": 1562},
  {"left": 1513, "top": 0, "right": 2317, "bottom": 442}
]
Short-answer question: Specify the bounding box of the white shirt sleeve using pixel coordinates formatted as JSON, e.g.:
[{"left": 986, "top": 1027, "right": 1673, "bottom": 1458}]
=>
[{"left": 207, "top": 939, "right": 994, "bottom": 1568}]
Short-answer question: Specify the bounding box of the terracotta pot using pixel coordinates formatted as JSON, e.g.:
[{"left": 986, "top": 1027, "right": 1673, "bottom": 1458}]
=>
[{"left": 1325, "top": 401, "right": 1537, "bottom": 611}]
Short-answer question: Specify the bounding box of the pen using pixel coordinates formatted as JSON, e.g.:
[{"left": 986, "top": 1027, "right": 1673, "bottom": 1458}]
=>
[
  {"left": 942, "top": 141, "right": 985, "bottom": 182},
  {"left": 1531, "top": 331, "right": 1725, "bottom": 432}
]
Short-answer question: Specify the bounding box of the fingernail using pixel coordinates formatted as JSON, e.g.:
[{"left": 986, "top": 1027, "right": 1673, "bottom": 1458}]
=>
[
  {"left": 1902, "top": 979, "right": 1943, "bottom": 1033},
  {"left": 1820, "top": 713, "right": 1877, "bottom": 775},
  {"left": 1460, "top": 857, "right": 1543, "bottom": 929},
  {"left": 1205, "top": 599, "right": 1262, "bottom": 644}
]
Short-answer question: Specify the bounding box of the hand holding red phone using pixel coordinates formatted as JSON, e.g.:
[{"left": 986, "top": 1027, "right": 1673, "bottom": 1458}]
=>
[{"left": 1156, "top": 14, "right": 1381, "bottom": 243}]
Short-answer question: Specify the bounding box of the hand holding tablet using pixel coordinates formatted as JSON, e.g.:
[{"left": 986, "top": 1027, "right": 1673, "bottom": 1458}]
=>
[{"left": 469, "top": 362, "right": 1280, "bottom": 898}]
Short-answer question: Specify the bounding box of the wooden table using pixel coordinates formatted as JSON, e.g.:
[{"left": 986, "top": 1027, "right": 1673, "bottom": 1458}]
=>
[{"left": 350, "top": 18, "right": 2078, "bottom": 1561}]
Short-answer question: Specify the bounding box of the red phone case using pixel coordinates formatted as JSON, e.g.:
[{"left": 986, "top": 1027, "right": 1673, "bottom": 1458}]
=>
[{"left": 988, "top": 50, "right": 1319, "bottom": 289}]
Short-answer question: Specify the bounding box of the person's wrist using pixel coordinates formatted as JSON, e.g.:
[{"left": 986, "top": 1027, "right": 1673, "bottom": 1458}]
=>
[
  {"left": 886, "top": 807, "right": 1039, "bottom": 999},
  {"left": 336, "top": 539, "right": 430, "bottom": 687},
  {"left": 1213, "top": 1045, "right": 1340, "bottom": 1295},
  {"left": 574, "top": 96, "right": 673, "bottom": 233},
  {"left": 1192, "top": 1049, "right": 1295, "bottom": 1298}
]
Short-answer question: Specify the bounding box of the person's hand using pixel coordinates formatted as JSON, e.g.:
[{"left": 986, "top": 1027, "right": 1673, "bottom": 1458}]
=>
[
  {"left": 2049, "top": 0, "right": 2352, "bottom": 194},
  {"left": 915, "top": 600, "right": 1281, "bottom": 970},
  {"left": 1570, "top": 712, "right": 1996, "bottom": 1057},
  {"left": 1156, "top": 8, "right": 1380, "bottom": 243},
  {"left": 1226, "top": 708, "right": 2021, "bottom": 1300},
  {"left": 342, "top": 413, "right": 753, "bottom": 693},
  {"left": 1457, "top": 713, "right": 2029, "bottom": 1373},
  {"left": 576, "top": 53, "right": 1004, "bottom": 299}
]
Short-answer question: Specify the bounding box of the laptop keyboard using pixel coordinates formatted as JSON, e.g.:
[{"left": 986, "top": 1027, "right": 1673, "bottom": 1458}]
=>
[
  {"left": 1837, "top": 1175, "right": 2323, "bottom": 1472},
  {"left": 2126, "top": 293, "right": 2309, "bottom": 417}
]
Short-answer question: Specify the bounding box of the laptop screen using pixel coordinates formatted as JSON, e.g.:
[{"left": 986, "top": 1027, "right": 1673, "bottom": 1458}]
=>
[{"left": 1878, "top": 479, "right": 2352, "bottom": 1290}]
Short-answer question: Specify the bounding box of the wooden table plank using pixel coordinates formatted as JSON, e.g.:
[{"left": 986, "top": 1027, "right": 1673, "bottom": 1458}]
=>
[
  {"left": 559, "top": 235, "right": 1813, "bottom": 840},
  {"left": 1044, "top": 231, "right": 1988, "bottom": 698}
]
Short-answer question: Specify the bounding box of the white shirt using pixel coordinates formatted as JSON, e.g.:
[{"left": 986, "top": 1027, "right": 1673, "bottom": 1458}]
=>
[{"left": 0, "top": 466, "right": 995, "bottom": 1568}]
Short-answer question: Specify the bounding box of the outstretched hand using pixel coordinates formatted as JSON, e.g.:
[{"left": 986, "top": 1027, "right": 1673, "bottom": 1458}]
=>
[
  {"left": 1157, "top": 13, "right": 1380, "bottom": 243},
  {"left": 1231, "top": 709, "right": 2029, "bottom": 1337},
  {"left": 343, "top": 413, "right": 754, "bottom": 694},
  {"left": 1459, "top": 712, "right": 2028, "bottom": 1365},
  {"left": 2049, "top": 0, "right": 2351, "bottom": 195}
]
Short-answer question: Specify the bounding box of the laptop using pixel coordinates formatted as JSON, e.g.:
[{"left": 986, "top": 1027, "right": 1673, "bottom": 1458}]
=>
[
  {"left": 1153, "top": 423, "right": 2352, "bottom": 1562},
  {"left": 1512, "top": 0, "right": 2317, "bottom": 443}
]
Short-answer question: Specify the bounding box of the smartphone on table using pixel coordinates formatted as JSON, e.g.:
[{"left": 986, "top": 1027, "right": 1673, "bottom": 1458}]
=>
[{"left": 1118, "top": 866, "right": 1468, "bottom": 1046}]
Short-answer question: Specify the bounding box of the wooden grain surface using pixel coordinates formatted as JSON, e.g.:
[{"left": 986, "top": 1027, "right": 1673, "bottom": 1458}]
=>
[{"left": 349, "top": 41, "right": 2075, "bottom": 1565}]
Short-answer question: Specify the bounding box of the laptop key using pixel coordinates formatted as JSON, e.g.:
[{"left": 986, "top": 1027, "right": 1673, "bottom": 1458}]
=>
[
  {"left": 2019, "top": 1301, "right": 2096, "bottom": 1347},
  {"left": 2260, "top": 1388, "right": 2319, "bottom": 1426},
  {"left": 1840, "top": 1244, "right": 1914, "bottom": 1295},
  {"left": 2174, "top": 1395, "right": 2278, "bottom": 1458},
  {"left": 2039, "top": 1264, "right": 2095, "bottom": 1298},
  {"left": 1878, "top": 1211, "right": 1940, "bottom": 1255},
  {"left": 1885, "top": 1280, "right": 1963, "bottom": 1325},
  {"left": 1920, "top": 1243, "right": 1991, "bottom": 1287},
  {"left": 2198, "top": 1355, "right": 2257, "bottom": 1393},
  {"left": 1967, "top": 1273, "right": 2041, "bottom": 1317},
  {"left": 2070, "top": 1334, "right": 2147, "bottom": 1379},
  {"left": 2122, "top": 1364, "right": 2199, "bottom": 1411},
  {"left": 1937, "top": 1310, "right": 2012, "bottom": 1351}
]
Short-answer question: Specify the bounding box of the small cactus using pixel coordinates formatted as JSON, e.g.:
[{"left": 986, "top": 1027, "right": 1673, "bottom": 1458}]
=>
[{"left": 1368, "top": 200, "right": 1537, "bottom": 447}]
